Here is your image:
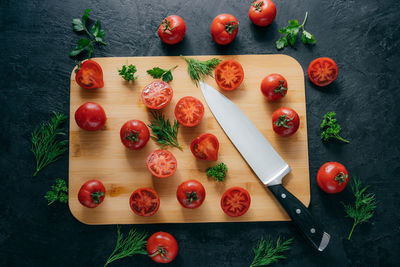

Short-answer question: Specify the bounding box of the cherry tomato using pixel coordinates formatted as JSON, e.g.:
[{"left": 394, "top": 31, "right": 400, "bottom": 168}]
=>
[
  {"left": 120, "top": 120, "right": 150, "bottom": 150},
  {"left": 214, "top": 60, "right": 244, "bottom": 91},
  {"left": 147, "top": 232, "right": 178, "bottom": 263},
  {"left": 307, "top": 57, "right": 338, "bottom": 87},
  {"left": 190, "top": 133, "right": 219, "bottom": 161},
  {"left": 174, "top": 96, "right": 204, "bottom": 127},
  {"left": 317, "top": 162, "right": 349, "bottom": 193},
  {"left": 75, "top": 60, "right": 104, "bottom": 89},
  {"left": 158, "top": 15, "right": 186, "bottom": 45},
  {"left": 146, "top": 150, "right": 177, "bottom": 178},
  {"left": 78, "top": 179, "right": 106, "bottom": 208},
  {"left": 74, "top": 102, "right": 107, "bottom": 131},
  {"left": 248, "top": 0, "right": 277, "bottom": 26},
  {"left": 141, "top": 81, "right": 173, "bottom": 109},
  {"left": 260, "top": 73, "right": 288, "bottom": 101},
  {"left": 176, "top": 180, "right": 206, "bottom": 209},
  {"left": 221, "top": 187, "right": 251, "bottom": 217},
  {"left": 211, "top": 14, "right": 239, "bottom": 45},
  {"left": 129, "top": 187, "right": 160, "bottom": 217},
  {"left": 272, "top": 107, "right": 300, "bottom": 137}
]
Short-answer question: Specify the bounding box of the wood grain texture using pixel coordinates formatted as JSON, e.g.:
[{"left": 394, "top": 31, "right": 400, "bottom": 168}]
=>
[{"left": 68, "top": 55, "right": 309, "bottom": 224}]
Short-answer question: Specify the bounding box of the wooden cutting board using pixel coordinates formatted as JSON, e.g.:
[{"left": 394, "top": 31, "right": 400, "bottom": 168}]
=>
[{"left": 68, "top": 54, "right": 310, "bottom": 225}]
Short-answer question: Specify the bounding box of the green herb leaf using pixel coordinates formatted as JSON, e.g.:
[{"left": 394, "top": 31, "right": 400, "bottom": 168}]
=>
[
  {"left": 276, "top": 37, "right": 288, "bottom": 50},
  {"left": 72, "top": 18, "right": 84, "bottom": 32},
  {"left": 181, "top": 55, "right": 222, "bottom": 87},
  {"left": 206, "top": 163, "right": 228, "bottom": 182},
  {"left": 342, "top": 177, "right": 377, "bottom": 240},
  {"left": 118, "top": 64, "right": 138, "bottom": 82},
  {"left": 302, "top": 30, "right": 316, "bottom": 44},
  {"left": 146, "top": 66, "right": 177, "bottom": 83},
  {"left": 104, "top": 226, "right": 148, "bottom": 266},
  {"left": 320, "top": 112, "right": 350, "bottom": 143},
  {"left": 69, "top": 38, "right": 91, "bottom": 57},
  {"left": 45, "top": 178, "right": 68, "bottom": 205},
  {"left": 148, "top": 111, "right": 182, "bottom": 150},
  {"left": 250, "top": 236, "right": 293, "bottom": 266},
  {"left": 81, "top": 8, "right": 91, "bottom": 26},
  {"left": 31, "top": 112, "right": 68, "bottom": 176}
]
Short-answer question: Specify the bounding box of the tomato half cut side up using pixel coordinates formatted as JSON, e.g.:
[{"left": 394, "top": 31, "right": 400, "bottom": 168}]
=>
[
  {"left": 129, "top": 188, "right": 160, "bottom": 217},
  {"left": 146, "top": 150, "right": 177, "bottom": 178},
  {"left": 307, "top": 57, "right": 338, "bottom": 87},
  {"left": 174, "top": 96, "right": 205, "bottom": 127},
  {"left": 221, "top": 187, "right": 251, "bottom": 217},
  {"left": 141, "top": 81, "right": 173, "bottom": 109},
  {"left": 215, "top": 60, "right": 244, "bottom": 91}
]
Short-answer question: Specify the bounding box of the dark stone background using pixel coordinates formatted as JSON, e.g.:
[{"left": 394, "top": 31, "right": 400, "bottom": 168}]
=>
[{"left": 1, "top": 0, "right": 399, "bottom": 266}]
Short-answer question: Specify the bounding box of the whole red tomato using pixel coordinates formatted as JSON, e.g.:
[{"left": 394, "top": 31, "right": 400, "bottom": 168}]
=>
[
  {"left": 78, "top": 179, "right": 106, "bottom": 208},
  {"left": 176, "top": 180, "right": 206, "bottom": 209},
  {"left": 120, "top": 120, "right": 150, "bottom": 150},
  {"left": 211, "top": 13, "right": 239, "bottom": 45},
  {"left": 146, "top": 150, "right": 177, "bottom": 178},
  {"left": 130, "top": 187, "right": 160, "bottom": 217},
  {"left": 190, "top": 133, "right": 219, "bottom": 161},
  {"left": 221, "top": 187, "right": 251, "bottom": 217},
  {"left": 141, "top": 81, "right": 173, "bottom": 109},
  {"left": 158, "top": 15, "right": 186, "bottom": 45},
  {"left": 317, "top": 162, "right": 349, "bottom": 193},
  {"left": 272, "top": 107, "right": 300, "bottom": 137},
  {"left": 308, "top": 57, "right": 338, "bottom": 87},
  {"left": 74, "top": 102, "right": 107, "bottom": 131},
  {"left": 75, "top": 60, "right": 104, "bottom": 89},
  {"left": 249, "top": 0, "right": 277, "bottom": 26},
  {"left": 147, "top": 232, "right": 178, "bottom": 263},
  {"left": 261, "top": 73, "right": 288, "bottom": 101}
]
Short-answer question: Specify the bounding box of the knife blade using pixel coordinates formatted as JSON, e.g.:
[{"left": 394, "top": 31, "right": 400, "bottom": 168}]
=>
[{"left": 200, "top": 81, "right": 330, "bottom": 251}]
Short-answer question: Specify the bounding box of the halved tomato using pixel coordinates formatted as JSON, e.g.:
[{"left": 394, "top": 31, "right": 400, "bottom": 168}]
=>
[
  {"left": 307, "top": 57, "right": 338, "bottom": 87},
  {"left": 221, "top": 187, "right": 251, "bottom": 217},
  {"left": 75, "top": 60, "right": 104, "bottom": 89},
  {"left": 129, "top": 187, "right": 160, "bottom": 217},
  {"left": 141, "top": 81, "right": 173, "bottom": 109},
  {"left": 146, "top": 150, "right": 177, "bottom": 178},
  {"left": 174, "top": 96, "right": 204, "bottom": 127},
  {"left": 190, "top": 133, "right": 219, "bottom": 161},
  {"left": 215, "top": 60, "right": 244, "bottom": 91}
]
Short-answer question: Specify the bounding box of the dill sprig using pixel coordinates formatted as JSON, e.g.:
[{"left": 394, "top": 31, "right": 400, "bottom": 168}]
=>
[
  {"left": 250, "top": 236, "right": 293, "bottom": 267},
  {"left": 342, "top": 177, "right": 377, "bottom": 240},
  {"left": 104, "top": 226, "right": 148, "bottom": 266},
  {"left": 31, "top": 112, "right": 68, "bottom": 176},
  {"left": 180, "top": 55, "right": 222, "bottom": 87},
  {"left": 148, "top": 111, "right": 182, "bottom": 150}
]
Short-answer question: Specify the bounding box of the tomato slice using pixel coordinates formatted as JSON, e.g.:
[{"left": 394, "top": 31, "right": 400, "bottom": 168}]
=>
[
  {"left": 146, "top": 150, "right": 177, "bottom": 178},
  {"left": 307, "top": 57, "right": 338, "bottom": 87},
  {"left": 221, "top": 187, "right": 251, "bottom": 217},
  {"left": 190, "top": 133, "right": 219, "bottom": 161},
  {"left": 129, "top": 188, "right": 160, "bottom": 217},
  {"left": 75, "top": 60, "right": 104, "bottom": 89},
  {"left": 141, "top": 81, "right": 173, "bottom": 109},
  {"left": 174, "top": 96, "right": 205, "bottom": 127},
  {"left": 215, "top": 60, "right": 244, "bottom": 91}
]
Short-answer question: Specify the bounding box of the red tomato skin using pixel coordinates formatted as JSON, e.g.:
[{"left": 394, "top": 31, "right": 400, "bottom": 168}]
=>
[
  {"left": 190, "top": 133, "right": 219, "bottom": 161},
  {"left": 260, "top": 74, "right": 288, "bottom": 101},
  {"left": 248, "top": 0, "right": 277, "bottom": 26},
  {"left": 141, "top": 81, "right": 173, "bottom": 109},
  {"left": 158, "top": 15, "right": 186, "bottom": 45},
  {"left": 129, "top": 187, "right": 160, "bottom": 217},
  {"left": 307, "top": 57, "right": 338, "bottom": 87},
  {"left": 317, "top": 162, "right": 349, "bottom": 193},
  {"left": 215, "top": 60, "right": 244, "bottom": 91},
  {"left": 174, "top": 96, "right": 205, "bottom": 127},
  {"left": 75, "top": 60, "right": 104, "bottom": 89},
  {"left": 272, "top": 107, "right": 300, "bottom": 137},
  {"left": 147, "top": 232, "right": 178, "bottom": 263},
  {"left": 146, "top": 150, "right": 177, "bottom": 178},
  {"left": 176, "top": 180, "right": 206, "bottom": 209},
  {"left": 120, "top": 120, "right": 150, "bottom": 150},
  {"left": 74, "top": 102, "right": 107, "bottom": 131},
  {"left": 221, "top": 187, "right": 251, "bottom": 217},
  {"left": 211, "top": 14, "right": 239, "bottom": 45},
  {"left": 78, "top": 179, "right": 106, "bottom": 208}
]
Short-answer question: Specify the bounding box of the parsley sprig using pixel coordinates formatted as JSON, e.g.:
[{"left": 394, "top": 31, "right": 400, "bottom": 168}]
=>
[
  {"left": 276, "top": 12, "right": 315, "bottom": 50},
  {"left": 44, "top": 178, "right": 68, "bottom": 205},
  {"left": 31, "top": 112, "right": 68, "bottom": 176},
  {"left": 70, "top": 9, "right": 106, "bottom": 58},
  {"left": 206, "top": 163, "right": 228, "bottom": 182},
  {"left": 250, "top": 236, "right": 294, "bottom": 266},
  {"left": 180, "top": 55, "right": 222, "bottom": 87},
  {"left": 342, "top": 177, "right": 377, "bottom": 240},
  {"left": 104, "top": 226, "right": 148, "bottom": 266},
  {"left": 119, "top": 64, "right": 138, "bottom": 82},
  {"left": 320, "top": 112, "right": 350, "bottom": 143},
  {"left": 147, "top": 66, "right": 177, "bottom": 83},
  {"left": 148, "top": 111, "right": 182, "bottom": 150}
]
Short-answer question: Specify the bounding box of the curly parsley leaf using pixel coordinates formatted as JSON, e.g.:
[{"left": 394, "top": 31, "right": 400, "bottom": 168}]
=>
[
  {"left": 45, "top": 178, "right": 68, "bottom": 205},
  {"left": 206, "top": 163, "right": 228, "bottom": 182},
  {"left": 118, "top": 64, "right": 138, "bottom": 82},
  {"left": 320, "top": 112, "right": 350, "bottom": 143},
  {"left": 250, "top": 236, "right": 294, "bottom": 266},
  {"left": 146, "top": 66, "right": 177, "bottom": 83}
]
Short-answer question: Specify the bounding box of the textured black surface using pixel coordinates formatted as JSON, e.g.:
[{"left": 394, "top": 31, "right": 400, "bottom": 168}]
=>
[{"left": 1, "top": 0, "right": 400, "bottom": 266}]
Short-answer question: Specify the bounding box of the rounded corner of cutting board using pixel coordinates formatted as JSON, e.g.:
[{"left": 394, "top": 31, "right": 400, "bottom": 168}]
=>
[
  {"left": 275, "top": 54, "right": 305, "bottom": 75},
  {"left": 68, "top": 201, "right": 95, "bottom": 225}
]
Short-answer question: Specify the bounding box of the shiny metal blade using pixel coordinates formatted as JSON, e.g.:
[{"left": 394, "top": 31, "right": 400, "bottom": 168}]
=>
[{"left": 200, "top": 81, "right": 290, "bottom": 186}]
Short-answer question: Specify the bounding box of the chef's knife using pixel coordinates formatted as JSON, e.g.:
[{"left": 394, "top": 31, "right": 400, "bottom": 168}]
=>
[{"left": 200, "top": 81, "right": 330, "bottom": 251}]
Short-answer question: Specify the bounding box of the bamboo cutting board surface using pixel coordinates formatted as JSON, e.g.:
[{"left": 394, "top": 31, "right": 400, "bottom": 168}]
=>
[{"left": 68, "top": 55, "right": 310, "bottom": 224}]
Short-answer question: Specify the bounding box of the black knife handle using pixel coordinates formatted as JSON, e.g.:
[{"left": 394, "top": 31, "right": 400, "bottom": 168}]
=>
[{"left": 268, "top": 184, "right": 330, "bottom": 251}]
